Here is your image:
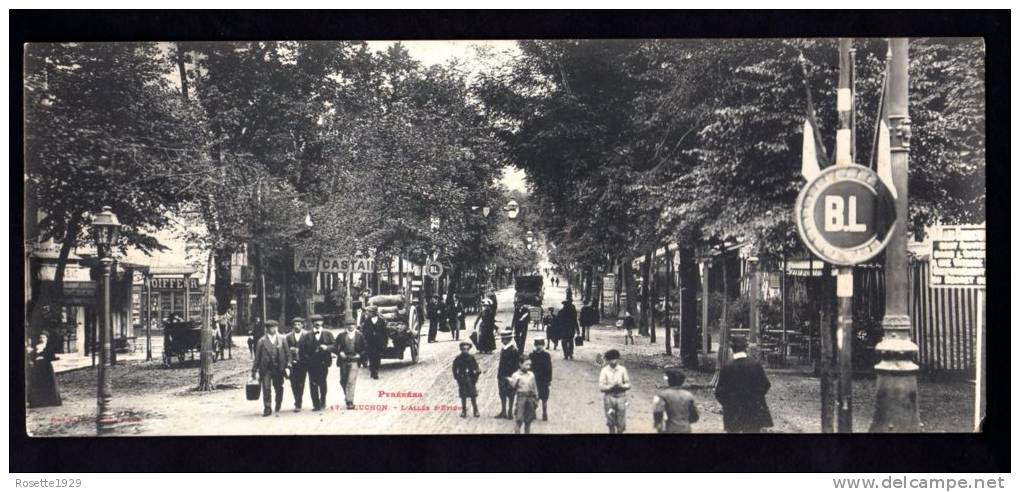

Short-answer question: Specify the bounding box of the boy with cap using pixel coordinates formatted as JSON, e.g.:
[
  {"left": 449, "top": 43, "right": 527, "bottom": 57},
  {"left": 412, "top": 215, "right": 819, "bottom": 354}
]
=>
[
  {"left": 495, "top": 329, "right": 519, "bottom": 419},
  {"left": 507, "top": 356, "right": 539, "bottom": 434},
  {"left": 714, "top": 335, "right": 773, "bottom": 433},
  {"left": 529, "top": 339, "right": 553, "bottom": 421},
  {"left": 452, "top": 341, "right": 481, "bottom": 418},
  {"left": 250, "top": 320, "right": 290, "bottom": 416},
  {"left": 653, "top": 367, "right": 700, "bottom": 433},
  {"left": 598, "top": 349, "right": 630, "bottom": 433},
  {"left": 285, "top": 317, "right": 307, "bottom": 412}
]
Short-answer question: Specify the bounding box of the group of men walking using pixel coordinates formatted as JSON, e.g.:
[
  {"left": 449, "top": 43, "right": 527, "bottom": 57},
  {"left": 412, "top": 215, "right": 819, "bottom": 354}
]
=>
[
  {"left": 250, "top": 310, "right": 390, "bottom": 417},
  {"left": 426, "top": 294, "right": 466, "bottom": 343}
]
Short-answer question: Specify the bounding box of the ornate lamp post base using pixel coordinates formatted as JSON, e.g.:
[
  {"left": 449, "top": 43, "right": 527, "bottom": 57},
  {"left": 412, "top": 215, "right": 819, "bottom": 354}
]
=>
[{"left": 870, "top": 315, "right": 920, "bottom": 432}]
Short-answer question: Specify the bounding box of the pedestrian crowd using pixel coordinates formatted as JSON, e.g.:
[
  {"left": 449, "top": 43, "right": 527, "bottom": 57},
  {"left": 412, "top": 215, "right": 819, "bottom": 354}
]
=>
[{"left": 245, "top": 288, "right": 773, "bottom": 435}]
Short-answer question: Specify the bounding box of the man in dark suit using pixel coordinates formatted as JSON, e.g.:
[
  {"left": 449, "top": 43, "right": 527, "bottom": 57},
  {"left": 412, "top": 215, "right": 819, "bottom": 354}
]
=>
[
  {"left": 426, "top": 297, "right": 439, "bottom": 343},
  {"left": 714, "top": 336, "right": 773, "bottom": 433},
  {"left": 285, "top": 317, "right": 307, "bottom": 412},
  {"left": 299, "top": 314, "right": 335, "bottom": 411},
  {"left": 250, "top": 320, "right": 290, "bottom": 416},
  {"left": 513, "top": 304, "right": 531, "bottom": 350},
  {"left": 496, "top": 329, "right": 520, "bottom": 419},
  {"left": 360, "top": 305, "right": 388, "bottom": 379},
  {"left": 558, "top": 299, "right": 579, "bottom": 360},
  {"left": 334, "top": 321, "right": 367, "bottom": 409}
]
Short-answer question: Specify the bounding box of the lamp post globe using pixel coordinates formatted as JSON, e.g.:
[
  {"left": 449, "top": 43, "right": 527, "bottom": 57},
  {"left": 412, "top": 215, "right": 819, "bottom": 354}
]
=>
[
  {"left": 91, "top": 206, "right": 121, "bottom": 435},
  {"left": 92, "top": 206, "right": 121, "bottom": 255}
]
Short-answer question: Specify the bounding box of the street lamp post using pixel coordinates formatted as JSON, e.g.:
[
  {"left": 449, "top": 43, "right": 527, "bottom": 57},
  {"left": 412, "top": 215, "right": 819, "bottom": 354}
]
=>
[
  {"left": 870, "top": 38, "right": 920, "bottom": 432},
  {"left": 92, "top": 206, "right": 121, "bottom": 436}
]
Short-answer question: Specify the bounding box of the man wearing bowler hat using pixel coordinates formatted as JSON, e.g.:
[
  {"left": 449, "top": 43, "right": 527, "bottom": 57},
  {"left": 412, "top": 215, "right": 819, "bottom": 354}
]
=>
[
  {"left": 285, "top": 317, "right": 307, "bottom": 412},
  {"left": 251, "top": 320, "right": 290, "bottom": 416},
  {"left": 714, "top": 335, "right": 773, "bottom": 433},
  {"left": 299, "top": 314, "right": 335, "bottom": 411}
]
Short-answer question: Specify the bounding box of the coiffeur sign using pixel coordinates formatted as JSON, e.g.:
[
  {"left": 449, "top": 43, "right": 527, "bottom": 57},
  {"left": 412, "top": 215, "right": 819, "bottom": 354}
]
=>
[
  {"left": 795, "top": 164, "right": 896, "bottom": 266},
  {"left": 293, "top": 251, "right": 388, "bottom": 273}
]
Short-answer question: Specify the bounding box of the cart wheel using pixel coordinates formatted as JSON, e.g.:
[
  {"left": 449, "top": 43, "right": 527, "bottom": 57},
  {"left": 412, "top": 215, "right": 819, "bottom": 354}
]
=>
[{"left": 410, "top": 337, "right": 420, "bottom": 363}]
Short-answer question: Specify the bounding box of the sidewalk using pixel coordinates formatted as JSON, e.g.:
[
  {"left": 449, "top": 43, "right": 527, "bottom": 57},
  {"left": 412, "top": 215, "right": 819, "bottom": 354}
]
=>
[{"left": 52, "top": 338, "right": 161, "bottom": 374}]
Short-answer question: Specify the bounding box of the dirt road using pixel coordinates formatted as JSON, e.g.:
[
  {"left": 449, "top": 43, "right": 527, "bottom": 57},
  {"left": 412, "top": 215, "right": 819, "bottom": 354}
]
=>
[{"left": 26, "top": 283, "right": 974, "bottom": 436}]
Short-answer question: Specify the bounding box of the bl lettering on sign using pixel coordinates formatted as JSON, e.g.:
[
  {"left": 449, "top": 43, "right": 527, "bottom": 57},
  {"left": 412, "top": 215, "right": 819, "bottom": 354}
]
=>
[{"left": 824, "top": 195, "right": 867, "bottom": 233}]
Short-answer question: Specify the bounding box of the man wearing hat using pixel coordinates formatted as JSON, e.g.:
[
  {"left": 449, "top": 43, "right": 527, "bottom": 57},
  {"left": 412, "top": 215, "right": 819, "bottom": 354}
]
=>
[
  {"left": 452, "top": 341, "right": 481, "bottom": 418},
  {"left": 334, "top": 316, "right": 367, "bottom": 409},
  {"left": 299, "top": 314, "right": 335, "bottom": 411},
  {"left": 285, "top": 317, "right": 307, "bottom": 412},
  {"left": 715, "top": 335, "right": 773, "bottom": 433},
  {"left": 512, "top": 303, "right": 531, "bottom": 350},
  {"left": 360, "top": 305, "right": 387, "bottom": 379},
  {"left": 529, "top": 339, "right": 553, "bottom": 421},
  {"left": 653, "top": 367, "right": 700, "bottom": 433},
  {"left": 557, "top": 299, "right": 579, "bottom": 360},
  {"left": 598, "top": 349, "right": 630, "bottom": 433},
  {"left": 250, "top": 320, "right": 290, "bottom": 416},
  {"left": 495, "top": 329, "right": 519, "bottom": 419}
]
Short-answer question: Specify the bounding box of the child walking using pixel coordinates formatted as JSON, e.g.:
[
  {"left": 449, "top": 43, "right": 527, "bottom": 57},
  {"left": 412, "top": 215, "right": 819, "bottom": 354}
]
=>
[
  {"left": 507, "top": 357, "right": 539, "bottom": 434},
  {"left": 452, "top": 341, "right": 481, "bottom": 418}
]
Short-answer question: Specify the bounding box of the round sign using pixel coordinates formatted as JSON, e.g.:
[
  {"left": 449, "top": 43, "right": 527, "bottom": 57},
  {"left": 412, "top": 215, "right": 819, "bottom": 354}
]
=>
[
  {"left": 795, "top": 164, "right": 896, "bottom": 266},
  {"left": 425, "top": 261, "right": 444, "bottom": 279}
]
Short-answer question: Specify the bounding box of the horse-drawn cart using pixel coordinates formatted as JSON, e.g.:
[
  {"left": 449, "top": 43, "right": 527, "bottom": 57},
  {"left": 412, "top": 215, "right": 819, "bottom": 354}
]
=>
[
  {"left": 162, "top": 319, "right": 222, "bottom": 367},
  {"left": 367, "top": 295, "right": 423, "bottom": 364}
]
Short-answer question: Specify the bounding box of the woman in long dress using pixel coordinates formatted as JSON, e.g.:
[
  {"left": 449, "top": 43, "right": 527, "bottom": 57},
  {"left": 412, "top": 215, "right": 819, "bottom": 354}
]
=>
[
  {"left": 473, "top": 300, "right": 497, "bottom": 354},
  {"left": 27, "top": 331, "right": 62, "bottom": 408}
]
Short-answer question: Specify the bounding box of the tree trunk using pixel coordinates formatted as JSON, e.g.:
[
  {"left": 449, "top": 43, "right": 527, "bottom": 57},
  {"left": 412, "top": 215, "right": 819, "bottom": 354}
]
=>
[
  {"left": 664, "top": 248, "right": 672, "bottom": 356},
  {"left": 639, "top": 252, "right": 651, "bottom": 337},
  {"left": 177, "top": 43, "right": 189, "bottom": 101},
  {"left": 29, "top": 217, "right": 81, "bottom": 335},
  {"left": 196, "top": 249, "right": 215, "bottom": 391},
  {"left": 678, "top": 246, "right": 700, "bottom": 368},
  {"left": 280, "top": 262, "right": 289, "bottom": 328},
  {"left": 214, "top": 247, "right": 233, "bottom": 316},
  {"left": 649, "top": 249, "right": 657, "bottom": 344}
]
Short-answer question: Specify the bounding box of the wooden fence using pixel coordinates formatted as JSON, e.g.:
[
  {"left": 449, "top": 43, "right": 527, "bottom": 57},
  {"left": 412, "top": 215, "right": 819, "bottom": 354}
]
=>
[{"left": 909, "top": 257, "right": 981, "bottom": 374}]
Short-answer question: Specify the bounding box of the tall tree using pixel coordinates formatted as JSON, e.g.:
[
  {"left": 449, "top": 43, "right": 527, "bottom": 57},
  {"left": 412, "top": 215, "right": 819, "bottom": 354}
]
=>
[{"left": 24, "top": 42, "right": 205, "bottom": 332}]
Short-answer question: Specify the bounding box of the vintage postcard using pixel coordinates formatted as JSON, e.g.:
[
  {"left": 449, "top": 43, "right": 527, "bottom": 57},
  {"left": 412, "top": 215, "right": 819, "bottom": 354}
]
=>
[{"left": 23, "top": 38, "right": 986, "bottom": 436}]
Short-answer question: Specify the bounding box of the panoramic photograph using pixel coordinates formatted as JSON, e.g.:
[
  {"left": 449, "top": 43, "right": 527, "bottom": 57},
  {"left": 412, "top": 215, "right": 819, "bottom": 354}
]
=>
[{"left": 22, "top": 38, "right": 986, "bottom": 436}]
